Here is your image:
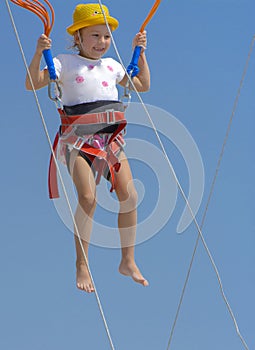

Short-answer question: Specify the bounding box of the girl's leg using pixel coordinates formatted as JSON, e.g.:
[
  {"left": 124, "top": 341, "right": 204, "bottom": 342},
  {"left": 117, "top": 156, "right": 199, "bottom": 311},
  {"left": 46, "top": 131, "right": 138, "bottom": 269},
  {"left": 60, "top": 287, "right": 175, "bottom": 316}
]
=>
[
  {"left": 70, "top": 151, "right": 97, "bottom": 293},
  {"left": 114, "top": 151, "right": 149, "bottom": 286}
]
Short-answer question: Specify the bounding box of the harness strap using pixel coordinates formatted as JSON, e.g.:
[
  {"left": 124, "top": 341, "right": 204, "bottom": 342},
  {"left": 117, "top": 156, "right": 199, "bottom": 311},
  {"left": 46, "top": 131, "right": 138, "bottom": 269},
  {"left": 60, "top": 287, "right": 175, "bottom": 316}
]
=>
[
  {"left": 80, "top": 142, "right": 120, "bottom": 191},
  {"left": 48, "top": 132, "right": 60, "bottom": 198},
  {"left": 59, "top": 109, "right": 125, "bottom": 125},
  {"left": 48, "top": 109, "right": 127, "bottom": 199}
]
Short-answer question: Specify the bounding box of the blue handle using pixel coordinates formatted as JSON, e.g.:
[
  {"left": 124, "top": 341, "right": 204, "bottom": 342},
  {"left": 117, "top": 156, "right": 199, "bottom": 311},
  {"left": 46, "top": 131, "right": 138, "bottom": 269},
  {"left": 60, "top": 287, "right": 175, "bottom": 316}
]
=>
[
  {"left": 127, "top": 46, "right": 142, "bottom": 77},
  {"left": 43, "top": 49, "right": 57, "bottom": 81}
]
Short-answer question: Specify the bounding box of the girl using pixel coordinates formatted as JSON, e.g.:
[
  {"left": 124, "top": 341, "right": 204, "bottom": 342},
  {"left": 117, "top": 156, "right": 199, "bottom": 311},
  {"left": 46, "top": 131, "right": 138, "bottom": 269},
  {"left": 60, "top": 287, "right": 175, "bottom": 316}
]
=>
[{"left": 26, "top": 3, "right": 150, "bottom": 293}]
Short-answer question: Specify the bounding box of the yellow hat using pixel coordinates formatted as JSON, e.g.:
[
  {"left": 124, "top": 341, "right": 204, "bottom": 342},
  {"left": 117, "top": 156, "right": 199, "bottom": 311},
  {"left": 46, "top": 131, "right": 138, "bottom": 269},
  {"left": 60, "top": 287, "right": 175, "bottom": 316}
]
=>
[{"left": 67, "top": 3, "right": 119, "bottom": 35}]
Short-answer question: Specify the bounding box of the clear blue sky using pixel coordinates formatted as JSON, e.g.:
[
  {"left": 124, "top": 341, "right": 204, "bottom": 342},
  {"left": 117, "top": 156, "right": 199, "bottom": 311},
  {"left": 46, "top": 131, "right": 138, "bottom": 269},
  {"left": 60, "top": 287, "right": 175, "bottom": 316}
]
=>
[{"left": 1, "top": 1, "right": 255, "bottom": 349}]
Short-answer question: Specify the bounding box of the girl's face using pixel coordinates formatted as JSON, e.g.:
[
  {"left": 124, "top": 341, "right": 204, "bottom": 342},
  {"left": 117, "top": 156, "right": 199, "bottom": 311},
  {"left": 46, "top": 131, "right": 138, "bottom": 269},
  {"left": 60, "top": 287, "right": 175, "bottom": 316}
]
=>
[{"left": 75, "top": 25, "right": 112, "bottom": 59}]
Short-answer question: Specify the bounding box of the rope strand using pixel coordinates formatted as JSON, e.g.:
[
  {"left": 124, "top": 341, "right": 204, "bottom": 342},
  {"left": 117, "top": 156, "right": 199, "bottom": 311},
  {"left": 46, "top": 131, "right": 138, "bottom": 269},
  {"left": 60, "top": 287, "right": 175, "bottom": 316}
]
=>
[
  {"left": 5, "top": 1, "right": 116, "bottom": 349},
  {"left": 166, "top": 36, "right": 255, "bottom": 350},
  {"left": 6, "top": 0, "right": 252, "bottom": 348},
  {"left": 98, "top": 1, "right": 251, "bottom": 349}
]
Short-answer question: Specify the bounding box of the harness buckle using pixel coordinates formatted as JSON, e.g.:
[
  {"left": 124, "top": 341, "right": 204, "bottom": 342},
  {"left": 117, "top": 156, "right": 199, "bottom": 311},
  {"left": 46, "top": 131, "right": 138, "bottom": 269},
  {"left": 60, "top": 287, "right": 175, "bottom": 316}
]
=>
[
  {"left": 115, "top": 134, "right": 126, "bottom": 148},
  {"left": 72, "top": 137, "right": 86, "bottom": 150},
  {"left": 105, "top": 109, "right": 116, "bottom": 124}
]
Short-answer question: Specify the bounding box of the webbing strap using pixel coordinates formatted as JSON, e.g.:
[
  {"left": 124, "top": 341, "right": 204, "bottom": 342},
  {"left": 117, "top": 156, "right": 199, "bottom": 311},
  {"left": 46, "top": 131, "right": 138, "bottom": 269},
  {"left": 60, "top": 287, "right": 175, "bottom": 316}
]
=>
[{"left": 48, "top": 115, "right": 127, "bottom": 198}]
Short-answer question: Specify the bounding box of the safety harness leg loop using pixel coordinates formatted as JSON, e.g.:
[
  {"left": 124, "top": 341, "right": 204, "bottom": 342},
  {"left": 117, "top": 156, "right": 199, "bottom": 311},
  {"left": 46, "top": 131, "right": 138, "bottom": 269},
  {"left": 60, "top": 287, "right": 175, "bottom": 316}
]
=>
[{"left": 48, "top": 109, "right": 127, "bottom": 198}]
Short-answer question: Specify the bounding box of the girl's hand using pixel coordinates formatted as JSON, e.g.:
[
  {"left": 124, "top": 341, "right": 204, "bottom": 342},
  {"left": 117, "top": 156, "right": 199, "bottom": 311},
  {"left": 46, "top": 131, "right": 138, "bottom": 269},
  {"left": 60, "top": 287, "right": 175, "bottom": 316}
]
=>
[
  {"left": 132, "top": 31, "right": 147, "bottom": 53},
  {"left": 36, "top": 34, "right": 52, "bottom": 55}
]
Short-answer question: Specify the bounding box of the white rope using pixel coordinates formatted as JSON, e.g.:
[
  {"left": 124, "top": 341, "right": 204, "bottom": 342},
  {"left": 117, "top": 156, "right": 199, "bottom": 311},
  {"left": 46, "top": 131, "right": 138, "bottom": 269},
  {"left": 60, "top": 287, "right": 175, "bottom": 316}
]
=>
[
  {"left": 5, "top": 2, "right": 116, "bottom": 349},
  {"left": 7, "top": 0, "right": 251, "bottom": 348},
  {"left": 98, "top": 1, "right": 251, "bottom": 350},
  {"left": 166, "top": 35, "right": 255, "bottom": 350}
]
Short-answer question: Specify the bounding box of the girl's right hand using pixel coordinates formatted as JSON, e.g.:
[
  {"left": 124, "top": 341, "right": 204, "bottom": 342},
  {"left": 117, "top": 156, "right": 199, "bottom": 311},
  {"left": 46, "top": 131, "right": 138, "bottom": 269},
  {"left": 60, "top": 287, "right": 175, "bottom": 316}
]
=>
[{"left": 36, "top": 34, "right": 52, "bottom": 55}]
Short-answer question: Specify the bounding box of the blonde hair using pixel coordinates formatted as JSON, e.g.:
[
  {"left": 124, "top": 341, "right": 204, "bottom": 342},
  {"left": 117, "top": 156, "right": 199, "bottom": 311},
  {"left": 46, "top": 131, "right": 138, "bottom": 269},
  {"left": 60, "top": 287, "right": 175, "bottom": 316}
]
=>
[{"left": 67, "top": 30, "right": 82, "bottom": 53}]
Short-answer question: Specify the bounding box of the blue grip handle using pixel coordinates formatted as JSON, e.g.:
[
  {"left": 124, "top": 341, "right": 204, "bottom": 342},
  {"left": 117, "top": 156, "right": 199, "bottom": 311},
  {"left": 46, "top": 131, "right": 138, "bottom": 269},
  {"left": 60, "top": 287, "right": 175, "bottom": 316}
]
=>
[
  {"left": 127, "top": 46, "right": 142, "bottom": 77},
  {"left": 43, "top": 49, "right": 57, "bottom": 81},
  {"left": 131, "top": 46, "right": 142, "bottom": 66}
]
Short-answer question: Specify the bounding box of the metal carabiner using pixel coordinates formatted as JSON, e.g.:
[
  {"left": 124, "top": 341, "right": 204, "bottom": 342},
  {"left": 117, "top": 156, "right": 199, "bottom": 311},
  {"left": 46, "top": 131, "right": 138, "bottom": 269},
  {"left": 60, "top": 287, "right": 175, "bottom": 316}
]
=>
[
  {"left": 121, "top": 75, "right": 132, "bottom": 109},
  {"left": 48, "top": 79, "right": 62, "bottom": 107}
]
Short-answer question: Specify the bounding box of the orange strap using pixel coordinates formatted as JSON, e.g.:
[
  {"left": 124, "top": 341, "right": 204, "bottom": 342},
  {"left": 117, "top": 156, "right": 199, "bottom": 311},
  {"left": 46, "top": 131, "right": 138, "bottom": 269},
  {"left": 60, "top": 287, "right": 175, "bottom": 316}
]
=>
[{"left": 9, "top": 0, "right": 54, "bottom": 36}]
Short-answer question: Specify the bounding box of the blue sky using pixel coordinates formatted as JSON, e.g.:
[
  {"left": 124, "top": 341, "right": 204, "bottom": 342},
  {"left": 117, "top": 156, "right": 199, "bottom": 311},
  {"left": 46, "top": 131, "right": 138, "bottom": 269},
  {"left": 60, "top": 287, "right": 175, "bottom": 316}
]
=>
[{"left": 1, "top": 1, "right": 255, "bottom": 349}]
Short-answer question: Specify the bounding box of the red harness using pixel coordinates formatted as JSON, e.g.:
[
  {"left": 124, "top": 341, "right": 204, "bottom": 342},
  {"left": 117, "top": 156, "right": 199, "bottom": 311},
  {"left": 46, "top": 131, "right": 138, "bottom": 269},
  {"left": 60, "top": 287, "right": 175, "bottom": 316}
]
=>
[{"left": 48, "top": 109, "right": 127, "bottom": 199}]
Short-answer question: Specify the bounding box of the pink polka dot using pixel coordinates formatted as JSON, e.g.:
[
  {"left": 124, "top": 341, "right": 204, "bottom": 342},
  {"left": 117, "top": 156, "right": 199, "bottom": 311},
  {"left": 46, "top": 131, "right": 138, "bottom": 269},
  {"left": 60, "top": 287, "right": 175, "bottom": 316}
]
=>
[
  {"left": 88, "top": 65, "right": 94, "bottom": 70},
  {"left": 76, "top": 76, "right": 84, "bottom": 83},
  {"left": 102, "top": 81, "right": 109, "bottom": 87},
  {"left": 107, "top": 65, "right": 113, "bottom": 72}
]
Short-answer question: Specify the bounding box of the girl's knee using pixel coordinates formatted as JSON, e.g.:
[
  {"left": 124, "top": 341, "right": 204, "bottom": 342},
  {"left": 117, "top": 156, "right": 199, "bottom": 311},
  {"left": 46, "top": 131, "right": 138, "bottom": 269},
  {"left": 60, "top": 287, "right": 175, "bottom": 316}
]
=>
[
  {"left": 78, "top": 192, "right": 96, "bottom": 211},
  {"left": 119, "top": 187, "right": 138, "bottom": 212},
  {"left": 129, "top": 188, "right": 138, "bottom": 207}
]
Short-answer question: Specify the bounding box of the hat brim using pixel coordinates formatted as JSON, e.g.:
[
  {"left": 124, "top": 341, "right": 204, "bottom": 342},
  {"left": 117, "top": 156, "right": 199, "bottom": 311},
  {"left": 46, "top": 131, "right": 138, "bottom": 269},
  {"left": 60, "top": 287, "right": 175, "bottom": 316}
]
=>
[{"left": 67, "top": 15, "right": 119, "bottom": 35}]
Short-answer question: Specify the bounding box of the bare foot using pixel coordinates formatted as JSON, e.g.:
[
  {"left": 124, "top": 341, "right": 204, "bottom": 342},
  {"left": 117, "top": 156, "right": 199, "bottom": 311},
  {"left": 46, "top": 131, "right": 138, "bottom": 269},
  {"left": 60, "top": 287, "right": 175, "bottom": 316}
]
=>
[
  {"left": 119, "top": 259, "right": 149, "bottom": 286},
  {"left": 76, "top": 263, "right": 95, "bottom": 293}
]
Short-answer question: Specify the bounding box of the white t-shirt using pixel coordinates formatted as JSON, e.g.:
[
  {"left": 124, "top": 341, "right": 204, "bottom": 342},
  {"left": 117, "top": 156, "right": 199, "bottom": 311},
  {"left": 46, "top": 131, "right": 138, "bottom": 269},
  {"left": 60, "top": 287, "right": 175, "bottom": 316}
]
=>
[{"left": 52, "top": 54, "right": 125, "bottom": 106}]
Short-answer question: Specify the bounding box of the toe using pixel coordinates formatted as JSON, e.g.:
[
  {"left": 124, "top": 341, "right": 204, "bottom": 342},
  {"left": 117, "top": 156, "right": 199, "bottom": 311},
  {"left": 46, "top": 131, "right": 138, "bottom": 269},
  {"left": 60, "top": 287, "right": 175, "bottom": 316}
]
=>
[
  {"left": 132, "top": 272, "right": 149, "bottom": 286},
  {"left": 85, "top": 284, "right": 91, "bottom": 293},
  {"left": 143, "top": 279, "right": 149, "bottom": 287}
]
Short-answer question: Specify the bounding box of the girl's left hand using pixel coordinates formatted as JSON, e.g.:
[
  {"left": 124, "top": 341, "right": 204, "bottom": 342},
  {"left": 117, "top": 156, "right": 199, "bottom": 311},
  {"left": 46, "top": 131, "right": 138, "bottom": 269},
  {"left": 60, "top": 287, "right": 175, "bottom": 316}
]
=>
[{"left": 132, "top": 31, "right": 147, "bottom": 53}]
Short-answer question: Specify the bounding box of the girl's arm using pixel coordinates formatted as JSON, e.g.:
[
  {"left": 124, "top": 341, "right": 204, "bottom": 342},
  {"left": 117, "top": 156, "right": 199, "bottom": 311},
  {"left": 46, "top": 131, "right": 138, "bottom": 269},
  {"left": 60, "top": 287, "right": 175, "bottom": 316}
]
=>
[
  {"left": 119, "top": 31, "right": 150, "bottom": 92},
  {"left": 25, "top": 34, "right": 52, "bottom": 90}
]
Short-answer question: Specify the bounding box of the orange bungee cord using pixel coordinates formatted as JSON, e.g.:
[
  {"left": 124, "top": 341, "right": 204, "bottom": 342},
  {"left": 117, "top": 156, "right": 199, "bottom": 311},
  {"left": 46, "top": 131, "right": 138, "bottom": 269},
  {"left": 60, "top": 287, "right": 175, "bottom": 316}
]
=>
[
  {"left": 10, "top": 0, "right": 54, "bottom": 36},
  {"left": 127, "top": 0, "right": 162, "bottom": 77},
  {"left": 10, "top": 0, "right": 57, "bottom": 82},
  {"left": 139, "top": 0, "right": 161, "bottom": 33}
]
